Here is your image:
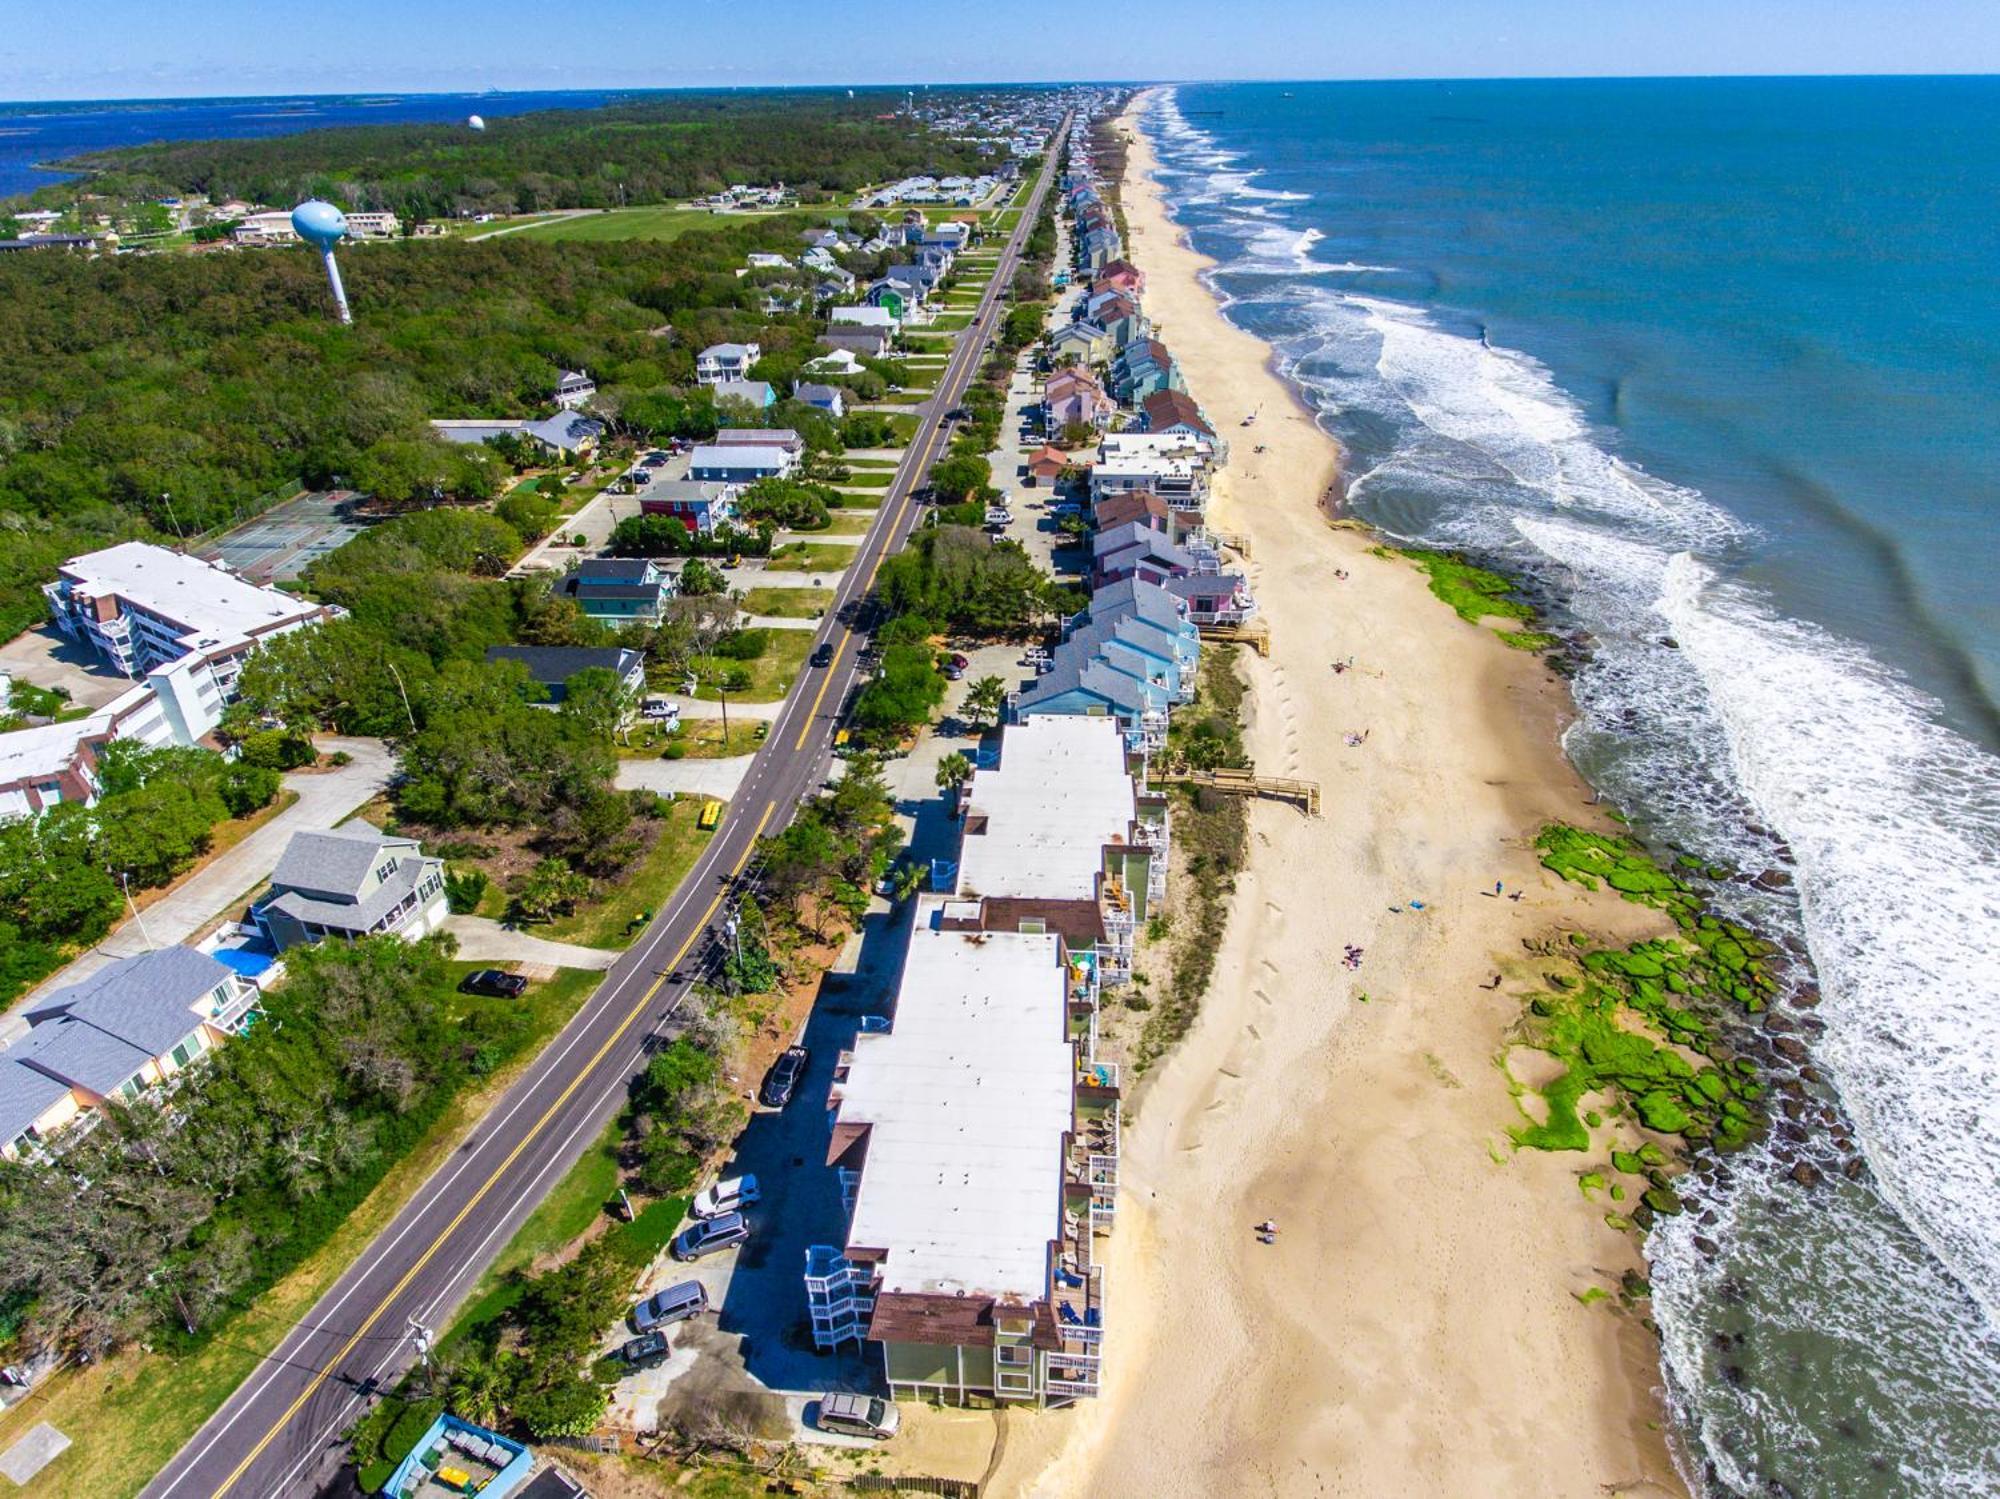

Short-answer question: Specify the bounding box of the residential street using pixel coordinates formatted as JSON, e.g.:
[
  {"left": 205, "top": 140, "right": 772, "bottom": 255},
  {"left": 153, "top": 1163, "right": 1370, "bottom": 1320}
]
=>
[{"left": 137, "top": 120, "right": 1067, "bottom": 1499}]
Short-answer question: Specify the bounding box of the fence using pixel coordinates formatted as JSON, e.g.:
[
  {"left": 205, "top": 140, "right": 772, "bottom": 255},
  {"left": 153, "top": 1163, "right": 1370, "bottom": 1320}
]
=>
[{"left": 847, "top": 1477, "right": 981, "bottom": 1499}]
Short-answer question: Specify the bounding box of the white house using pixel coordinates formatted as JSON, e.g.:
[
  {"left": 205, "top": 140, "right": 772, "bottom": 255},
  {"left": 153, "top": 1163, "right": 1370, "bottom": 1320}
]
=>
[{"left": 696, "top": 342, "right": 762, "bottom": 385}]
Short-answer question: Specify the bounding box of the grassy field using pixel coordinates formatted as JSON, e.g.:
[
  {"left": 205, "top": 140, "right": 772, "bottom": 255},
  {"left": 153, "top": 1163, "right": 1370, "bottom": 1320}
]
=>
[
  {"left": 928, "top": 312, "right": 977, "bottom": 331},
  {"left": 618, "top": 718, "right": 768, "bottom": 758},
  {"left": 541, "top": 797, "right": 715, "bottom": 949},
  {"left": 684, "top": 625, "right": 815, "bottom": 699},
  {"left": 0, "top": 966, "right": 605, "bottom": 1499},
  {"left": 838, "top": 470, "right": 895, "bottom": 489},
  {"left": 811, "top": 512, "right": 877, "bottom": 535},
  {"left": 762, "top": 543, "right": 859, "bottom": 575},
  {"left": 739, "top": 586, "right": 833, "bottom": 617},
  {"left": 513, "top": 206, "right": 784, "bottom": 243}
]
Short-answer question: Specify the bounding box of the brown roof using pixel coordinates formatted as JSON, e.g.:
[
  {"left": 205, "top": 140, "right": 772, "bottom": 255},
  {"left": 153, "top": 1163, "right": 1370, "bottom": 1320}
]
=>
[
  {"left": 1141, "top": 389, "right": 1214, "bottom": 437},
  {"left": 1094, "top": 491, "right": 1169, "bottom": 530},
  {"left": 936, "top": 896, "right": 1106, "bottom": 948},
  {"left": 1027, "top": 447, "right": 1070, "bottom": 477},
  {"left": 867, "top": 1292, "right": 1062, "bottom": 1351},
  {"left": 827, "top": 1120, "right": 871, "bottom": 1169}
]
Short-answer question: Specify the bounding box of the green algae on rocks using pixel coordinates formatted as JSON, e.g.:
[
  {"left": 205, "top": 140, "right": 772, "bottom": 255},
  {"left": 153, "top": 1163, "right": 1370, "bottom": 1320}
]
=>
[
  {"left": 1503, "top": 826, "right": 1773, "bottom": 1208},
  {"left": 1372, "top": 544, "right": 1556, "bottom": 653}
]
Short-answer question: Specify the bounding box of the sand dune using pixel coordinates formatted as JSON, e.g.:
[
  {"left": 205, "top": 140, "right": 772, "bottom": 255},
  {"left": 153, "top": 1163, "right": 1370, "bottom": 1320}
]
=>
[{"left": 987, "top": 93, "right": 1685, "bottom": 1499}]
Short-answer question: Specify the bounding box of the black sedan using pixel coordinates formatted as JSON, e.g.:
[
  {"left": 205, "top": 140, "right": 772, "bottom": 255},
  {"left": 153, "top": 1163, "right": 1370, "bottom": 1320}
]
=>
[
  {"left": 458, "top": 969, "right": 529, "bottom": 999},
  {"left": 617, "top": 1331, "right": 671, "bottom": 1367},
  {"left": 760, "top": 1045, "right": 810, "bottom": 1108},
  {"left": 811, "top": 641, "right": 835, "bottom": 668}
]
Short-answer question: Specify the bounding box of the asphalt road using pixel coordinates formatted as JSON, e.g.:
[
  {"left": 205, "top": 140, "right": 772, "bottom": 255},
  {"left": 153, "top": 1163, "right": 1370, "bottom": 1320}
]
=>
[{"left": 140, "top": 123, "right": 1067, "bottom": 1499}]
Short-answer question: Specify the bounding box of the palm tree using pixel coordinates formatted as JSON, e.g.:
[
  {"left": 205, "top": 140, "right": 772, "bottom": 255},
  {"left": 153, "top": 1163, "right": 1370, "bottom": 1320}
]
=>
[{"left": 935, "top": 751, "right": 972, "bottom": 806}]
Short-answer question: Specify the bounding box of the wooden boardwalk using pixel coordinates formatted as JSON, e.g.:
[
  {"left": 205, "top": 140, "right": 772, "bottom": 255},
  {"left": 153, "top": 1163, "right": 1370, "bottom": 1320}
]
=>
[
  {"left": 1153, "top": 766, "right": 1320, "bottom": 816},
  {"left": 1199, "top": 619, "right": 1271, "bottom": 656}
]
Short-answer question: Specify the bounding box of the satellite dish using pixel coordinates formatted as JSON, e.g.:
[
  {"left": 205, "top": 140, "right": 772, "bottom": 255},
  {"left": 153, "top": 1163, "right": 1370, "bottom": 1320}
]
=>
[
  {"left": 291, "top": 200, "right": 352, "bottom": 324},
  {"left": 467, "top": 114, "right": 486, "bottom": 132}
]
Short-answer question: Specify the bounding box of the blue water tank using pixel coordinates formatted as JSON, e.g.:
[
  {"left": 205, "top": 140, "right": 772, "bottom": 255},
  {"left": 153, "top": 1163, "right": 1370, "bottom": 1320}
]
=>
[{"left": 291, "top": 199, "right": 349, "bottom": 250}]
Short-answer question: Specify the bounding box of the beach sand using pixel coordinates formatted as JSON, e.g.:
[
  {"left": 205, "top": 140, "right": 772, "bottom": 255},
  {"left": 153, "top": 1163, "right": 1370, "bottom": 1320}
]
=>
[{"left": 986, "top": 95, "right": 1685, "bottom": 1499}]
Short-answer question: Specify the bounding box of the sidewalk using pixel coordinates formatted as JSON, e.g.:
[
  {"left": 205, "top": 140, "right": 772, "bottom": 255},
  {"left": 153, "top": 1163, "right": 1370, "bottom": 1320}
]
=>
[{"left": 14, "top": 736, "right": 394, "bottom": 1007}]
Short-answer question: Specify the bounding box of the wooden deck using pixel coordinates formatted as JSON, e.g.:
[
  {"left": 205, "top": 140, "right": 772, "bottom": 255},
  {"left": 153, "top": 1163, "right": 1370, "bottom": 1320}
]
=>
[{"left": 1152, "top": 766, "right": 1319, "bottom": 816}]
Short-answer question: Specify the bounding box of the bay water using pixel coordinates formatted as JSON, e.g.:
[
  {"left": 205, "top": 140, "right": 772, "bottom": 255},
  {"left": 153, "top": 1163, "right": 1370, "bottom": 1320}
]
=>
[{"left": 1141, "top": 77, "right": 2000, "bottom": 1496}]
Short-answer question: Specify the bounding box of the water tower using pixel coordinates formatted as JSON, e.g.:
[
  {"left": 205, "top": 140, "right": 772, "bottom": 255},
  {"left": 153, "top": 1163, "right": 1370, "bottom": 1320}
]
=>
[{"left": 291, "top": 199, "right": 351, "bottom": 324}]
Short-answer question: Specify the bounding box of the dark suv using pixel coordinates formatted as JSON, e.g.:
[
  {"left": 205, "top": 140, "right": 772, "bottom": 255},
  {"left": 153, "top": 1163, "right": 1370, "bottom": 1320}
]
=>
[
  {"left": 760, "top": 1045, "right": 810, "bottom": 1108},
  {"left": 811, "top": 642, "right": 835, "bottom": 668},
  {"left": 458, "top": 969, "right": 528, "bottom": 998}
]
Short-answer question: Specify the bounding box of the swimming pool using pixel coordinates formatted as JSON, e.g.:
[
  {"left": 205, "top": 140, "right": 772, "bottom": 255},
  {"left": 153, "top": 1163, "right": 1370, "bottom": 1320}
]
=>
[{"left": 211, "top": 945, "right": 275, "bottom": 978}]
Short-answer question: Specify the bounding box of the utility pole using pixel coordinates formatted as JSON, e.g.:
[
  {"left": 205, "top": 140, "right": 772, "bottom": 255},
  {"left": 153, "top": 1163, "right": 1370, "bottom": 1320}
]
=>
[
  {"left": 407, "top": 1316, "right": 437, "bottom": 1394},
  {"left": 117, "top": 869, "right": 156, "bottom": 951},
  {"left": 385, "top": 661, "right": 419, "bottom": 735},
  {"left": 160, "top": 491, "right": 186, "bottom": 546}
]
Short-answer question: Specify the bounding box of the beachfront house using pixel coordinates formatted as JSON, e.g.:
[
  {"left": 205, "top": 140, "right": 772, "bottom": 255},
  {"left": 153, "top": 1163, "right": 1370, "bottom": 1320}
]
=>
[
  {"left": 1080, "top": 577, "right": 1203, "bottom": 680},
  {"left": 1092, "top": 522, "right": 1200, "bottom": 588},
  {"left": 1045, "top": 369, "right": 1116, "bottom": 431},
  {"left": 1050, "top": 321, "right": 1111, "bottom": 366},
  {"left": 1141, "top": 389, "right": 1217, "bottom": 441},
  {"left": 0, "top": 947, "right": 261, "bottom": 1161},
  {"left": 1012, "top": 650, "right": 1170, "bottom": 756},
  {"left": 805, "top": 911, "right": 1117, "bottom": 1406},
  {"left": 253, "top": 823, "right": 448, "bottom": 952},
  {"left": 1090, "top": 451, "right": 1209, "bottom": 519},
  {"left": 695, "top": 342, "right": 762, "bottom": 385}
]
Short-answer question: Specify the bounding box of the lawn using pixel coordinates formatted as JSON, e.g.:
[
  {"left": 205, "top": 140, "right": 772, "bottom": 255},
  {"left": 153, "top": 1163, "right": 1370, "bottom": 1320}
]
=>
[
  {"left": 739, "top": 585, "right": 833, "bottom": 617},
  {"left": 683, "top": 625, "right": 814, "bottom": 699},
  {"left": 541, "top": 796, "right": 715, "bottom": 948},
  {"left": 0, "top": 966, "right": 605, "bottom": 1499},
  {"left": 928, "top": 312, "right": 977, "bottom": 331},
  {"left": 837, "top": 471, "right": 895, "bottom": 488},
  {"left": 814, "top": 512, "right": 877, "bottom": 535},
  {"left": 513, "top": 205, "right": 783, "bottom": 243},
  {"left": 762, "top": 542, "right": 859, "bottom": 575},
  {"left": 664, "top": 720, "right": 770, "bottom": 758}
]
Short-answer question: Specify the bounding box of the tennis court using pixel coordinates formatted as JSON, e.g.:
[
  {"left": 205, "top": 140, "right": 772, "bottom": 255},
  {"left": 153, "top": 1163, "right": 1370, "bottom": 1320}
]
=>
[{"left": 196, "top": 490, "right": 372, "bottom": 583}]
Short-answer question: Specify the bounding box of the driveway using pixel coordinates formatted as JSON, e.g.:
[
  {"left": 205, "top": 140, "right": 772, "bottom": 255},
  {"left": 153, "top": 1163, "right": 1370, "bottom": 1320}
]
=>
[
  {"left": 14, "top": 736, "right": 394, "bottom": 1008},
  {"left": 615, "top": 754, "right": 757, "bottom": 800},
  {"left": 441, "top": 916, "right": 618, "bottom": 971}
]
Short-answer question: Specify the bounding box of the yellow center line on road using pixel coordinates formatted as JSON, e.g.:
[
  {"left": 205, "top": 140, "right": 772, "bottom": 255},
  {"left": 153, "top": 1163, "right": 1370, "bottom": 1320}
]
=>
[{"left": 208, "top": 802, "right": 775, "bottom": 1499}]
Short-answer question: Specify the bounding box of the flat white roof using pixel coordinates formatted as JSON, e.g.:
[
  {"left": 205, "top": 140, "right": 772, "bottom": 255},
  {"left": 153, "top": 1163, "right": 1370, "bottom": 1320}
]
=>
[
  {"left": 57, "top": 543, "right": 323, "bottom": 642},
  {"left": 838, "top": 914, "right": 1073, "bottom": 1301},
  {"left": 957, "top": 716, "right": 1135, "bottom": 902},
  {"left": 687, "top": 444, "right": 789, "bottom": 469},
  {"left": 0, "top": 718, "right": 99, "bottom": 785}
]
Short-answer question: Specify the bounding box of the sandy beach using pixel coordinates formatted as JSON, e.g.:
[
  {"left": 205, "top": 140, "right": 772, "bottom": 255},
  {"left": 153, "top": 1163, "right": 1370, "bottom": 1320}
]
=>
[{"left": 989, "top": 93, "right": 1685, "bottom": 1499}]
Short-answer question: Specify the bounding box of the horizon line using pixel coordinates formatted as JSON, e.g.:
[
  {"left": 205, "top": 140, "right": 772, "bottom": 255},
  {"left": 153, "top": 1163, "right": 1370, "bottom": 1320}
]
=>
[{"left": 4, "top": 70, "right": 1999, "bottom": 109}]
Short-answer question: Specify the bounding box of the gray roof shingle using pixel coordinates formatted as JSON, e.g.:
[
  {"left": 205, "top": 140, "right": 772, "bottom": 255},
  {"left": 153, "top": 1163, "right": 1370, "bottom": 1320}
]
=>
[
  {"left": 26, "top": 947, "right": 232, "bottom": 1056},
  {"left": 269, "top": 823, "right": 405, "bottom": 904}
]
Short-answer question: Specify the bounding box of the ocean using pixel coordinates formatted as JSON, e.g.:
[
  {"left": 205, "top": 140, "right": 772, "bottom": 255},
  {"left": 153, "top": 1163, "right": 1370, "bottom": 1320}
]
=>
[
  {"left": 0, "top": 90, "right": 628, "bottom": 199},
  {"left": 1140, "top": 78, "right": 2000, "bottom": 1496}
]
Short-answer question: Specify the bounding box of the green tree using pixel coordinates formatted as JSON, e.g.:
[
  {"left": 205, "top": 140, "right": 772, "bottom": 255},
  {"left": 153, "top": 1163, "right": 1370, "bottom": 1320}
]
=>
[
  {"left": 929, "top": 453, "right": 991, "bottom": 502},
  {"left": 935, "top": 751, "right": 972, "bottom": 796},
  {"left": 964, "top": 674, "right": 1007, "bottom": 727},
  {"left": 513, "top": 858, "right": 591, "bottom": 922}
]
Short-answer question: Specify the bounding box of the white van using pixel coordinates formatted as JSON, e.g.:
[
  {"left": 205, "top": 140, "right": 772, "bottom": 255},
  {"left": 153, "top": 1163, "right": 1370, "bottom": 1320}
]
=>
[{"left": 692, "top": 1173, "right": 760, "bottom": 1219}]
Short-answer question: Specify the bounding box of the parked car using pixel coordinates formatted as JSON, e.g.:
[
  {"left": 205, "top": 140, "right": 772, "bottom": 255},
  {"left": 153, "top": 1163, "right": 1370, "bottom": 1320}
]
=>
[
  {"left": 948, "top": 653, "right": 970, "bottom": 671},
  {"left": 760, "top": 1045, "right": 810, "bottom": 1108},
  {"left": 672, "top": 1211, "right": 750, "bottom": 1262},
  {"left": 617, "top": 1331, "right": 671, "bottom": 1367},
  {"left": 692, "top": 1174, "right": 760, "bottom": 1219},
  {"left": 629, "top": 1280, "right": 708, "bottom": 1331},
  {"left": 458, "top": 969, "right": 528, "bottom": 999},
  {"left": 817, "top": 1393, "right": 901, "bottom": 1441},
  {"left": 811, "top": 642, "right": 835, "bottom": 668}
]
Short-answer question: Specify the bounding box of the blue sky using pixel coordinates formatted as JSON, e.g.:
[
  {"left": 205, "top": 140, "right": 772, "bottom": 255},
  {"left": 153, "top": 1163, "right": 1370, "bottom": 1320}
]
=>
[{"left": 3, "top": 0, "right": 1997, "bottom": 101}]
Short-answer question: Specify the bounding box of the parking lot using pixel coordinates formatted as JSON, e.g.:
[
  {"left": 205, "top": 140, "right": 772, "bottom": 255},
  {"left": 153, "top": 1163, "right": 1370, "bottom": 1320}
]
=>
[{"left": 195, "top": 489, "right": 373, "bottom": 583}]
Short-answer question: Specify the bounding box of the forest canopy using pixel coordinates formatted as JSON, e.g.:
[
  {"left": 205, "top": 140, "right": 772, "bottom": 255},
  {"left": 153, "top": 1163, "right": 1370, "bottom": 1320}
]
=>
[{"left": 28, "top": 91, "right": 997, "bottom": 220}]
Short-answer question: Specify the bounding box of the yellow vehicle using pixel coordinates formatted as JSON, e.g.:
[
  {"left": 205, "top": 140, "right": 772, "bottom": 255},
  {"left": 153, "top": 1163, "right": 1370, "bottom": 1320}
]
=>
[{"left": 697, "top": 799, "right": 723, "bottom": 831}]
